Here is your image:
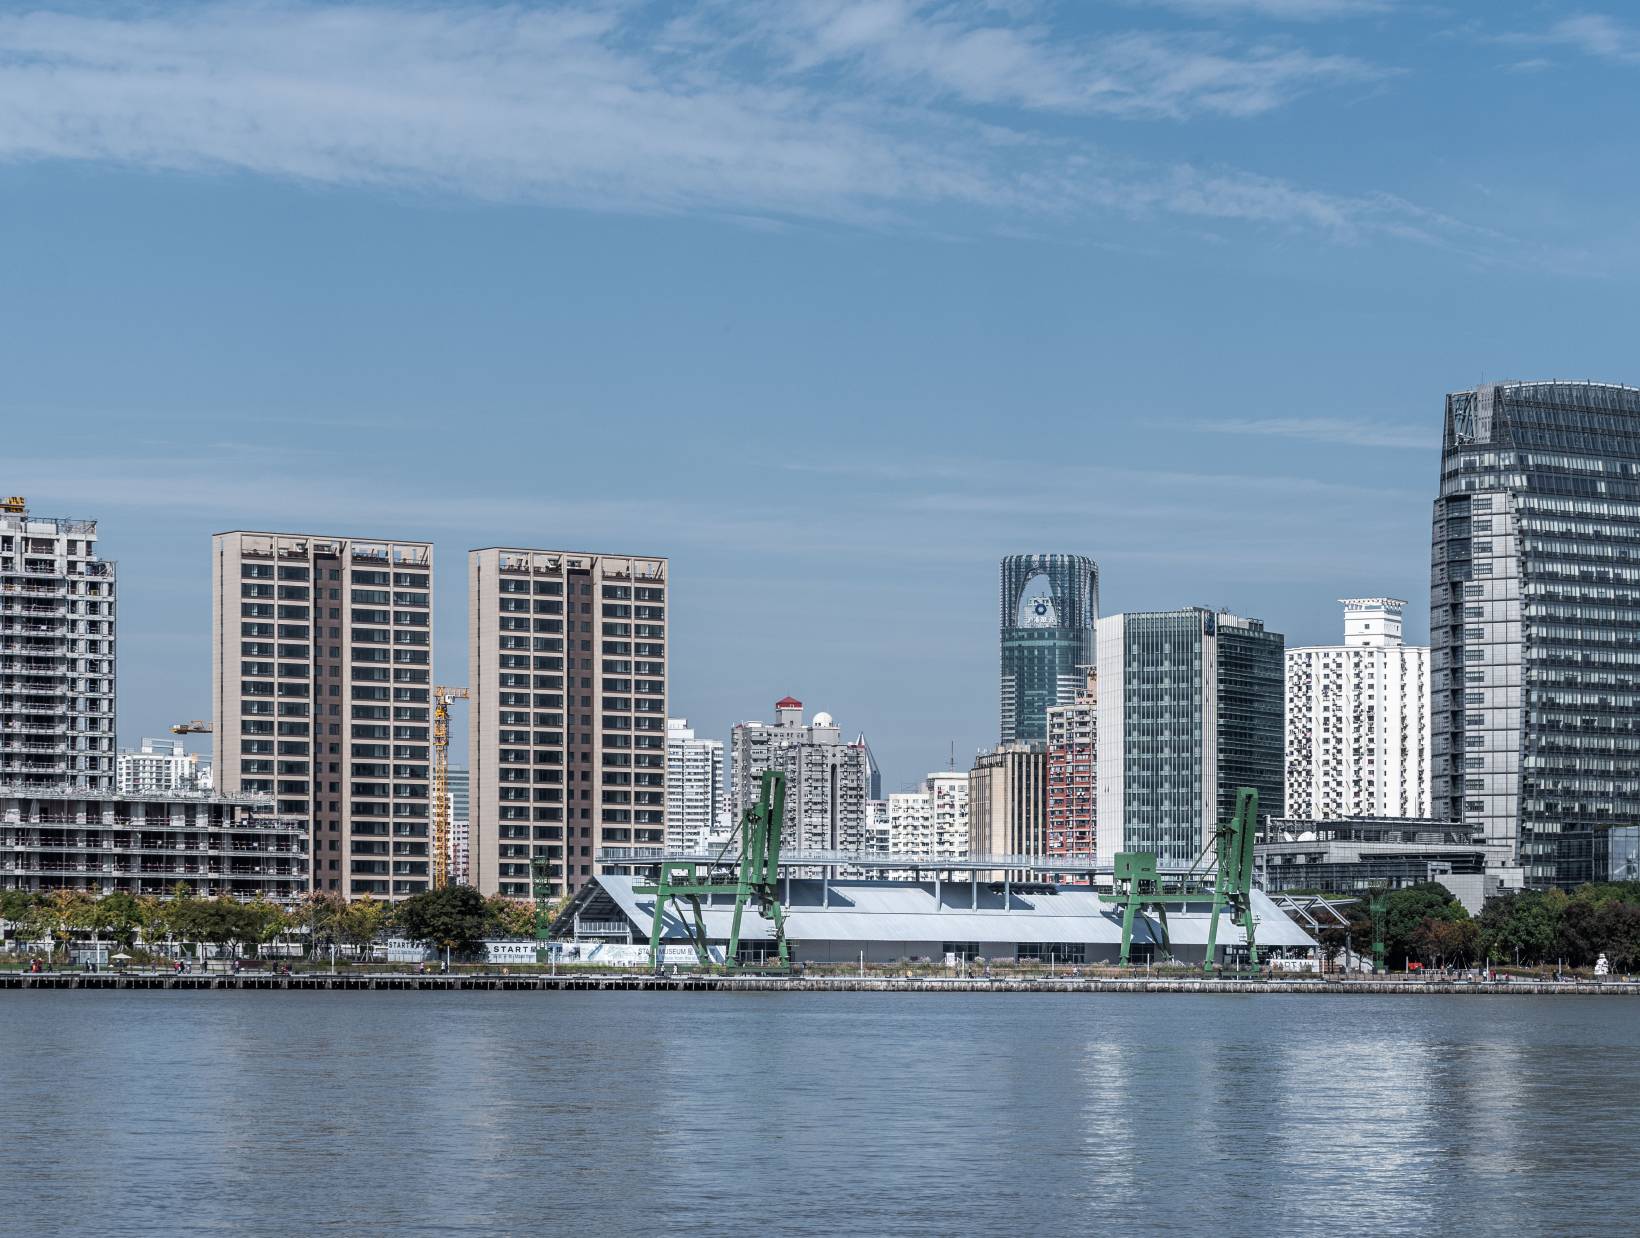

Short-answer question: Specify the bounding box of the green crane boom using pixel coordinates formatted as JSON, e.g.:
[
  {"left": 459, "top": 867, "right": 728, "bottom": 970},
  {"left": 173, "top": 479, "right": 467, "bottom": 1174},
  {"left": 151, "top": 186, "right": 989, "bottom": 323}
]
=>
[
  {"left": 1104, "top": 786, "right": 1261, "bottom": 972},
  {"left": 636, "top": 770, "right": 789, "bottom": 970}
]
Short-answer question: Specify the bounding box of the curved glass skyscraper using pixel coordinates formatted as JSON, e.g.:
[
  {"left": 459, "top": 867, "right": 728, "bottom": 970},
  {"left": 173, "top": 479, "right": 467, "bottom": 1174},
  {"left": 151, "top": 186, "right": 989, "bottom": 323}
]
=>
[
  {"left": 999, "top": 554, "right": 1098, "bottom": 744},
  {"left": 1432, "top": 381, "right": 1640, "bottom": 888}
]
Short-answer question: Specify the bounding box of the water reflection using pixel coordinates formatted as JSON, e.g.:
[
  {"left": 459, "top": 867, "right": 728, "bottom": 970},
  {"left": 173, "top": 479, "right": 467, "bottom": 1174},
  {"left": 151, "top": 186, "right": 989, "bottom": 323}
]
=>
[{"left": 2, "top": 993, "right": 1638, "bottom": 1237}]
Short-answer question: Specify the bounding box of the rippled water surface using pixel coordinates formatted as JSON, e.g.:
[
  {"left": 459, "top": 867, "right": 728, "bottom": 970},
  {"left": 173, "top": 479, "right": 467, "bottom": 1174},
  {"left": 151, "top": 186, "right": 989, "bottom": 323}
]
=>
[{"left": 2, "top": 992, "right": 1637, "bottom": 1236}]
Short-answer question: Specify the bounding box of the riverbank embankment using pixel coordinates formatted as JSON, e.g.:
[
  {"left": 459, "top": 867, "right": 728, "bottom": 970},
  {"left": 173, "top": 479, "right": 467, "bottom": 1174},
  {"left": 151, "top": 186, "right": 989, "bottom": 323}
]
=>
[{"left": 4, "top": 971, "right": 1637, "bottom": 995}]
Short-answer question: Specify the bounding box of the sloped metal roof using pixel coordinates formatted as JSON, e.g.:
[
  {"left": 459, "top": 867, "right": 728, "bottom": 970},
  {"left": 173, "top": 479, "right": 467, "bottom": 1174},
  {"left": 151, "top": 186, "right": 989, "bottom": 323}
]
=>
[{"left": 587, "top": 876, "right": 1315, "bottom": 949}]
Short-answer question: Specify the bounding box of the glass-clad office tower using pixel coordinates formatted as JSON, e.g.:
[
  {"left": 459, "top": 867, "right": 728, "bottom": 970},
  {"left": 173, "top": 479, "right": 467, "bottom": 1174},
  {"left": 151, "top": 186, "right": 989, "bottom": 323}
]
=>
[
  {"left": 999, "top": 554, "right": 1098, "bottom": 744},
  {"left": 1094, "top": 608, "right": 1283, "bottom": 867},
  {"left": 1431, "top": 381, "right": 1640, "bottom": 888}
]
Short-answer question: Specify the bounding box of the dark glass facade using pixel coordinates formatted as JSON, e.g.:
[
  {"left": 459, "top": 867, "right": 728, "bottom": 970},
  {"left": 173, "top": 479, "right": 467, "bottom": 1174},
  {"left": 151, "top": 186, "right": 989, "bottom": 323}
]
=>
[
  {"left": 1217, "top": 617, "right": 1286, "bottom": 827},
  {"left": 1431, "top": 381, "right": 1640, "bottom": 888},
  {"left": 999, "top": 554, "right": 1097, "bottom": 744}
]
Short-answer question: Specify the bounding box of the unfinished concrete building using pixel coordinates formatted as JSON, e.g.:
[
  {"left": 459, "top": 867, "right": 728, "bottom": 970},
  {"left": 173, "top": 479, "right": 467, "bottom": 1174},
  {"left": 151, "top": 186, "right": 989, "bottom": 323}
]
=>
[{"left": 0, "top": 497, "right": 117, "bottom": 796}]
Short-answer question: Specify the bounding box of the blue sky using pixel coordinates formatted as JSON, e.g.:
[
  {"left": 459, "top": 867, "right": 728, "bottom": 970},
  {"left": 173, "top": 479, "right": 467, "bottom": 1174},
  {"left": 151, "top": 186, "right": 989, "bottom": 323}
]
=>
[{"left": 2, "top": 0, "right": 1636, "bottom": 788}]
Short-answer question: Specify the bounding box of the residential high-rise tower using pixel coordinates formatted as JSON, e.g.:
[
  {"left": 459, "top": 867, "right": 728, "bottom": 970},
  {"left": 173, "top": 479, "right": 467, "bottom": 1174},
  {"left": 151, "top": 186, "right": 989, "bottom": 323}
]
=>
[
  {"left": 1046, "top": 680, "right": 1096, "bottom": 859},
  {"left": 730, "top": 698, "right": 870, "bottom": 852},
  {"left": 665, "top": 718, "right": 724, "bottom": 853},
  {"left": 1286, "top": 598, "right": 1430, "bottom": 821},
  {"left": 212, "top": 530, "right": 433, "bottom": 898},
  {"left": 468, "top": 549, "right": 667, "bottom": 899}
]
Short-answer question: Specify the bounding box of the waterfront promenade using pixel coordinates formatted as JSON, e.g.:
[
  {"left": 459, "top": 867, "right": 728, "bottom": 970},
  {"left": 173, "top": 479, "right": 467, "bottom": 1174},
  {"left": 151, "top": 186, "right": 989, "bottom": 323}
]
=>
[{"left": 3, "top": 970, "right": 1635, "bottom": 995}]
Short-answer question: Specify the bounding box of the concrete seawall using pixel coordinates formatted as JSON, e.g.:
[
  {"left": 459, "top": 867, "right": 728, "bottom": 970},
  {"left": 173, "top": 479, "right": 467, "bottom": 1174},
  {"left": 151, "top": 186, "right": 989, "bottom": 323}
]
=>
[{"left": 2, "top": 972, "right": 1635, "bottom": 995}]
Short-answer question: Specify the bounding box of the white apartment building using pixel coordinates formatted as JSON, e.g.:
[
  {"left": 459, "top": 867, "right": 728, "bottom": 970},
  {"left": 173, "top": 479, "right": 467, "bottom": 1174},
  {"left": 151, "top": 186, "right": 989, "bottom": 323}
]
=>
[
  {"left": 117, "top": 737, "right": 207, "bottom": 795},
  {"left": 886, "top": 789, "right": 932, "bottom": 854},
  {"left": 866, "top": 798, "right": 891, "bottom": 855},
  {"left": 0, "top": 497, "right": 117, "bottom": 795},
  {"left": 730, "top": 698, "right": 870, "bottom": 852},
  {"left": 884, "top": 772, "right": 971, "bottom": 856},
  {"left": 927, "top": 771, "right": 970, "bottom": 860},
  {"left": 1285, "top": 598, "right": 1431, "bottom": 821},
  {"left": 666, "top": 718, "right": 724, "bottom": 853}
]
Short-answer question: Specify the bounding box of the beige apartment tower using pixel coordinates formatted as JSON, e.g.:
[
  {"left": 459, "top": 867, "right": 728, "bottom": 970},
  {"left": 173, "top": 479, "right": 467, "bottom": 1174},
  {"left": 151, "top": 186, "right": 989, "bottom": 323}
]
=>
[
  {"left": 469, "top": 549, "right": 667, "bottom": 899},
  {"left": 212, "top": 531, "right": 434, "bottom": 898}
]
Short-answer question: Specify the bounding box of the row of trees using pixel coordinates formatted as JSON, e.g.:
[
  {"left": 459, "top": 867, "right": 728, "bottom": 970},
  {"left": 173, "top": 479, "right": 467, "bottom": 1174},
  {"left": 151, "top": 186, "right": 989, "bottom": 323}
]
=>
[
  {"left": 0, "top": 885, "right": 549, "bottom": 961},
  {"left": 1317, "top": 880, "right": 1640, "bottom": 971}
]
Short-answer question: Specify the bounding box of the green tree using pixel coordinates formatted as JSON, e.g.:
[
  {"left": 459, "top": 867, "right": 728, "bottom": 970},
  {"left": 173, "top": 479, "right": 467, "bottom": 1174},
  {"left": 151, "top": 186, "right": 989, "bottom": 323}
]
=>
[
  {"left": 240, "top": 898, "right": 291, "bottom": 960},
  {"left": 1382, "top": 882, "right": 1468, "bottom": 969},
  {"left": 1410, "top": 916, "right": 1480, "bottom": 967},
  {"left": 1478, "top": 889, "right": 1564, "bottom": 966},
  {"left": 89, "top": 892, "right": 144, "bottom": 949},
  {"left": 482, "top": 894, "right": 536, "bottom": 939},
  {"left": 2, "top": 892, "right": 49, "bottom": 958},
  {"left": 337, "top": 897, "right": 388, "bottom": 955},
  {"left": 394, "top": 886, "right": 486, "bottom": 958},
  {"left": 44, "top": 890, "right": 95, "bottom": 959},
  {"left": 301, "top": 891, "right": 348, "bottom": 959}
]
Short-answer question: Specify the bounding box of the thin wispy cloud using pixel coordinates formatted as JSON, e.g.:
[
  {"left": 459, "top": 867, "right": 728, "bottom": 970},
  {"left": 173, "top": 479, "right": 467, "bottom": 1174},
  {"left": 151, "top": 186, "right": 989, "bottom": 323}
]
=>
[
  {"left": 1189, "top": 416, "right": 1432, "bottom": 449},
  {"left": 1495, "top": 13, "right": 1640, "bottom": 66},
  {"left": 732, "top": 1, "right": 1385, "bottom": 119},
  {"left": 0, "top": 1, "right": 1472, "bottom": 248},
  {"left": 1536, "top": 14, "right": 1640, "bottom": 65},
  {"left": 1131, "top": 0, "right": 1395, "bottom": 21}
]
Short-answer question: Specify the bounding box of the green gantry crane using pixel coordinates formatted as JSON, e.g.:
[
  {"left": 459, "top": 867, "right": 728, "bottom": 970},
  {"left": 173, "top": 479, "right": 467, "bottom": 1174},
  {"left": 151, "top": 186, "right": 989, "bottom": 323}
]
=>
[
  {"left": 1105, "top": 787, "right": 1262, "bottom": 973},
  {"left": 635, "top": 769, "right": 790, "bottom": 970}
]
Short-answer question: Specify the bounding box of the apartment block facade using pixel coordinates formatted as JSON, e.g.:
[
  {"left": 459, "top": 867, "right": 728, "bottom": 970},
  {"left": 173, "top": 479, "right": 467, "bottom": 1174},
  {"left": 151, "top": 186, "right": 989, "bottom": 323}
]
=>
[
  {"left": 212, "top": 530, "right": 434, "bottom": 898},
  {"left": 0, "top": 499, "right": 117, "bottom": 796},
  {"left": 469, "top": 549, "right": 668, "bottom": 899},
  {"left": 118, "top": 737, "right": 208, "bottom": 796},
  {"left": 730, "top": 699, "right": 870, "bottom": 852},
  {"left": 968, "top": 743, "right": 1048, "bottom": 861},
  {"left": 1045, "top": 685, "right": 1095, "bottom": 858},
  {"left": 884, "top": 770, "right": 970, "bottom": 860},
  {"left": 1, "top": 789, "right": 308, "bottom": 899},
  {"left": 665, "top": 718, "right": 723, "bottom": 853},
  {"left": 1285, "top": 598, "right": 1430, "bottom": 822}
]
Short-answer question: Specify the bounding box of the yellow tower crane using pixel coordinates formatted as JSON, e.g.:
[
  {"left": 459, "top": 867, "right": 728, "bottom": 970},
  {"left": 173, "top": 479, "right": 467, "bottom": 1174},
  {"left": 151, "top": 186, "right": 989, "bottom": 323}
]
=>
[
  {"left": 170, "top": 720, "right": 213, "bottom": 735},
  {"left": 432, "top": 685, "right": 469, "bottom": 889}
]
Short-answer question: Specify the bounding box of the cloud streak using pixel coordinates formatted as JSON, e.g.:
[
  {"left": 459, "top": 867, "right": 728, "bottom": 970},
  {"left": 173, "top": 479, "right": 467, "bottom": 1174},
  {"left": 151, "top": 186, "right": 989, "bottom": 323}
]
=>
[
  {"left": 1188, "top": 416, "right": 1433, "bottom": 449},
  {"left": 0, "top": 1, "right": 1476, "bottom": 248},
  {"left": 1135, "top": 0, "right": 1394, "bottom": 20}
]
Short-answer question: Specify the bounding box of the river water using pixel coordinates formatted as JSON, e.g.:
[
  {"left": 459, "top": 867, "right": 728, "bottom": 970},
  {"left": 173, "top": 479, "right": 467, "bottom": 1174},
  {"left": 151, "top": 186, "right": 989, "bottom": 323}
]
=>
[{"left": 1, "top": 992, "right": 1636, "bottom": 1236}]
